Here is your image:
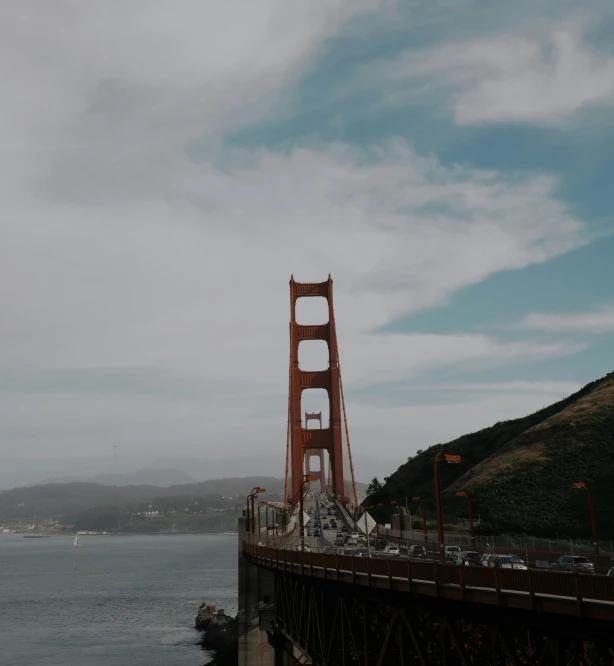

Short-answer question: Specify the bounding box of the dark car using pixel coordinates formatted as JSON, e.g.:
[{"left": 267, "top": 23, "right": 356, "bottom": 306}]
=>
[
  {"left": 460, "top": 551, "right": 484, "bottom": 566},
  {"left": 409, "top": 545, "right": 427, "bottom": 559}
]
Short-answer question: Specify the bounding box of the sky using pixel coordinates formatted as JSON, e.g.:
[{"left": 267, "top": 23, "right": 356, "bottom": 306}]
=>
[{"left": 1, "top": 0, "right": 613, "bottom": 488}]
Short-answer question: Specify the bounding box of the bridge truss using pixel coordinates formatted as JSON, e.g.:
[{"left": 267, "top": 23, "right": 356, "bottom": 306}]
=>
[
  {"left": 271, "top": 575, "right": 614, "bottom": 666},
  {"left": 245, "top": 545, "right": 614, "bottom": 666}
]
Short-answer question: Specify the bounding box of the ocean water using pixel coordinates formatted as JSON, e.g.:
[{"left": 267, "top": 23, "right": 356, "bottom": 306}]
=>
[{"left": 0, "top": 533, "right": 238, "bottom": 666}]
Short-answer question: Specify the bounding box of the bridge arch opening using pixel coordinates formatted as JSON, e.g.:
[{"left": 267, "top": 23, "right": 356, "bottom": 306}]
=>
[
  {"left": 295, "top": 296, "right": 328, "bottom": 325},
  {"left": 298, "top": 340, "right": 329, "bottom": 371},
  {"left": 301, "top": 389, "right": 329, "bottom": 428}
]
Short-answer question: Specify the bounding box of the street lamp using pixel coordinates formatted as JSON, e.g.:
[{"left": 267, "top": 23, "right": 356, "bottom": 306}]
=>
[
  {"left": 300, "top": 474, "right": 318, "bottom": 552},
  {"left": 456, "top": 491, "right": 476, "bottom": 551},
  {"left": 434, "top": 453, "right": 461, "bottom": 562},
  {"left": 573, "top": 482, "right": 599, "bottom": 556},
  {"left": 412, "top": 496, "right": 428, "bottom": 550},
  {"left": 246, "top": 494, "right": 255, "bottom": 534},
  {"left": 248, "top": 487, "right": 266, "bottom": 537},
  {"left": 258, "top": 500, "right": 267, "bottom": 541}
]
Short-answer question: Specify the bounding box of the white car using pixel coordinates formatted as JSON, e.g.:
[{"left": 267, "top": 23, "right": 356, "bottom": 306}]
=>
[
  {"left": 384, "top": 545, "right": 400, "bottom": 556},
  {"left": 483, "top": 554, "right": 527, "bottom": 570}
]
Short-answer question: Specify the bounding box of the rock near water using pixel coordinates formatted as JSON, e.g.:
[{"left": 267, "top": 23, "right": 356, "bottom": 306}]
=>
[{"left": 196, "top": 603, "right": 238, "bottom": 666}]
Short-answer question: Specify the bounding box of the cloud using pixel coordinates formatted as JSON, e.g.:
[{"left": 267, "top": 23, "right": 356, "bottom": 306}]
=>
[
  {"left": 0, "top": 1, "right": 596, "bottom": 481},
  {"left": 516, "top": 306, "right": 614, "bottom": 333},
  {"left": 391, "top": 16, "right": 614, "bottom": 125}
]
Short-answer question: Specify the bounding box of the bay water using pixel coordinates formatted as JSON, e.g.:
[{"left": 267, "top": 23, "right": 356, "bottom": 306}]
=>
[{"left": 0, "top": 533, "right": 238, "bottom": 666}]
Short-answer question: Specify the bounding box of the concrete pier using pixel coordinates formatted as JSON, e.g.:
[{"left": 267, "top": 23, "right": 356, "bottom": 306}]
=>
[{"left": 237, "top": 516, "right": 276, "bottom": 666}]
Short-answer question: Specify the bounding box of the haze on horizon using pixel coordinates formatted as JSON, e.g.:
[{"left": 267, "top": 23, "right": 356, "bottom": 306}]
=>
[{"left": 1, "top": 1, "right": 613, "bottom": 492}]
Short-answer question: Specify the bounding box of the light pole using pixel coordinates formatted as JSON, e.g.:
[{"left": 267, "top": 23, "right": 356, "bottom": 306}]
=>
[
  {"left": 412, "top": 496, "right": 428, "bottom": 550},
  {"left": 573, "top": 482, "right": 599, "bottom": 556},
  {"left": 258, "top": 501, "right": 267, "bottom": 541},
  {"left": 246, "top": 494, "right": 254, "bottom": 535},
  {"left": 456, "top": 491, "right": 475, "bottom": 551},
  {"left": 434, "top": 452, "right": 461, "bottom": 562},
  {"left": 249, "top": 487, "right": 266, "bottom": 538},
  {"left": 300, "top": 475, "right": 318, "bottom": 551}
]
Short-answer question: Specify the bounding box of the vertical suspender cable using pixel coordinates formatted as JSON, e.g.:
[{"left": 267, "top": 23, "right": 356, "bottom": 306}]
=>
[
  {"left": 337, "top": 351, "right": 359, "bottom": 507},
  {"left": 284, "top": 327, "right": 292, "bottom": 506}
]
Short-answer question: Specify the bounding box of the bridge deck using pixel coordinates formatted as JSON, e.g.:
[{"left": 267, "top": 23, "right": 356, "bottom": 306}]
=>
[{"left": 245, "top": 543, "right": 614, "bottom": 623}]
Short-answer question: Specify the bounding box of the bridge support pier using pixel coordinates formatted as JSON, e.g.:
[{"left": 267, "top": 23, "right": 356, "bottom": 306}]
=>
[{"left": 238, "top": 516, "right": 276, "bottom": 666}]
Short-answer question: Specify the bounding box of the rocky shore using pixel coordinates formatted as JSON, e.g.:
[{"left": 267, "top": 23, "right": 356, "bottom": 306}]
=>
[{"left": 195, "top": 603, "right": 238, "bottom": 666}]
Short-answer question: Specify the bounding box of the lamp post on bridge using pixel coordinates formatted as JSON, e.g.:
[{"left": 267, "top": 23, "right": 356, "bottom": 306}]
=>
[
  {"left": 258, "top": 501, "right": 268, "bottom": 543},
  {"left": 573, "top": 482, "right": 599, "bottom": 557},
  {"left": 412, "top": 496, "right": 428, "bottom": 551},
  {"left": 434, "top": 452, "right": 461, "bottom": 562},
  {"left": 300, "top": 475, "right": 318, "bottom": 552},
  {"left": 246, "top": 493, "right": 255, "bottom": 535},
  {"left": 456, "top": 491, "right": 476, "bottom": 551},
  {"left": 247, "top": 487, "right": 266, "bottom": 539}
]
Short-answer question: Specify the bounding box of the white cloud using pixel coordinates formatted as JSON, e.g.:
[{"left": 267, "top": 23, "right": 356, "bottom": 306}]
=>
[
  {"left": 517, "top": 306, "right": 614, "bottom": 333},
  {"left": 0, "top": 1, "right": 593, "bottom": 481},
  {"left": 391, "top": 16, "right": 614, "bottom": 125}
]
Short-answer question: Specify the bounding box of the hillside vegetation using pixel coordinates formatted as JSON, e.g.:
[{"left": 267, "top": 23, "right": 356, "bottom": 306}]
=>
[{"left": 370, "top": 371, "right": 614, "bottom": 539}]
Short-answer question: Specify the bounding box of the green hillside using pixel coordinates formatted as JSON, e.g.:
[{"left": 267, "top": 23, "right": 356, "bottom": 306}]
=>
[{"left": 368, "top": 371, "right": 614, "bottom": 539}]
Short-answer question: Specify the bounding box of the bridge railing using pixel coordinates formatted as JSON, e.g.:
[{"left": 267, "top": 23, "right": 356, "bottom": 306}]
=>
[{"left": 243, "top": 542, "right": 614, "bottom": 608}]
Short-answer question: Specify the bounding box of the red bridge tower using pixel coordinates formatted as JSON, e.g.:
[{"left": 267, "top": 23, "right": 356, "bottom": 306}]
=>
[{"left": 284, "top": 275, "right": 358, "bottom": 506}]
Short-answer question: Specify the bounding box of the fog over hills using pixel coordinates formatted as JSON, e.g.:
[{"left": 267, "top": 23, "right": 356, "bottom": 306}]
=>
[
  {"left": 0, "top": 453, "right": 387, "bottom": 492},
  {"left": 39, "top": 468, "right": 197, "bottom": 488}
]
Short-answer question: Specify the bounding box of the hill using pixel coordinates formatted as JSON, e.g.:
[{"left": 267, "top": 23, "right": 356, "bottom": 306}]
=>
[
  {"left": 369, "top": 371, "right": 614, "bottom": 539},
  {"left": 39, "top": 467, "right": 197, "bottom": 487},
  {"left": 0, "top": 476, "right": 285, "bottom": 521}
]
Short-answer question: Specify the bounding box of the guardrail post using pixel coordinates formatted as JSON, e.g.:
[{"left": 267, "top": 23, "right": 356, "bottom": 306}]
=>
[
  {"left": 528, "top": 568, "right": 535, "bottom": 610},
  {"left": 573, "top": 572, "right": 582, "bottom": 617}
]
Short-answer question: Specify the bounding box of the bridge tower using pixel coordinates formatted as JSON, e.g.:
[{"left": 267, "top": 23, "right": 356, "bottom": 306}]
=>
[
  {"left": 285, "top": 275, "right": 358, "bottom": 506},
  {"left": 304, "top": 411, "right": 326, "bottom": 492}
]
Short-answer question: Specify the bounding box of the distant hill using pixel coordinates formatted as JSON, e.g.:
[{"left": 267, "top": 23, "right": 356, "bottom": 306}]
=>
[
  {"left": 39, "top": 467, "right": 197, "bottom": 487},
  {"left": 0, "top": 474, "right": 367, "bottom": 522},
  {"left": 0, "top": 476, "right": 286, "bottom": 521},
  {"left": 369, "top": 371, "right": 614, "bottom": 539}
]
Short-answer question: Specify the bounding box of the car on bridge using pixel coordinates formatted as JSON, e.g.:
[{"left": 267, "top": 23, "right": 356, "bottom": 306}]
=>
[
  {"left": 383, "top": 544, "right": 400, "bottom": 556},
  {"left": 550, "top": 555, "right": 595, "bottom": 574},
  {"left": 482, "top": 554, "right": 528, "bottom": 570},
  {"left": 409, "top": 545, "right": 427, "bottom": 559},
  {"left": 460, "top": 551, "right": 485, "bottom": 566},
  {"left": 444, "top": 546, "right": 461, "bottom": 561}
]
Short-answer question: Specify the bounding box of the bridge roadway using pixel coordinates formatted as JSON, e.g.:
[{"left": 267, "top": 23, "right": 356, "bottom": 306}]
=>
[
  {"left": 245, "top": 542, "right": 614, "bottom": 623},
  {"left": 241, "top": 493, "right": 614, "bottom": 666}
]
